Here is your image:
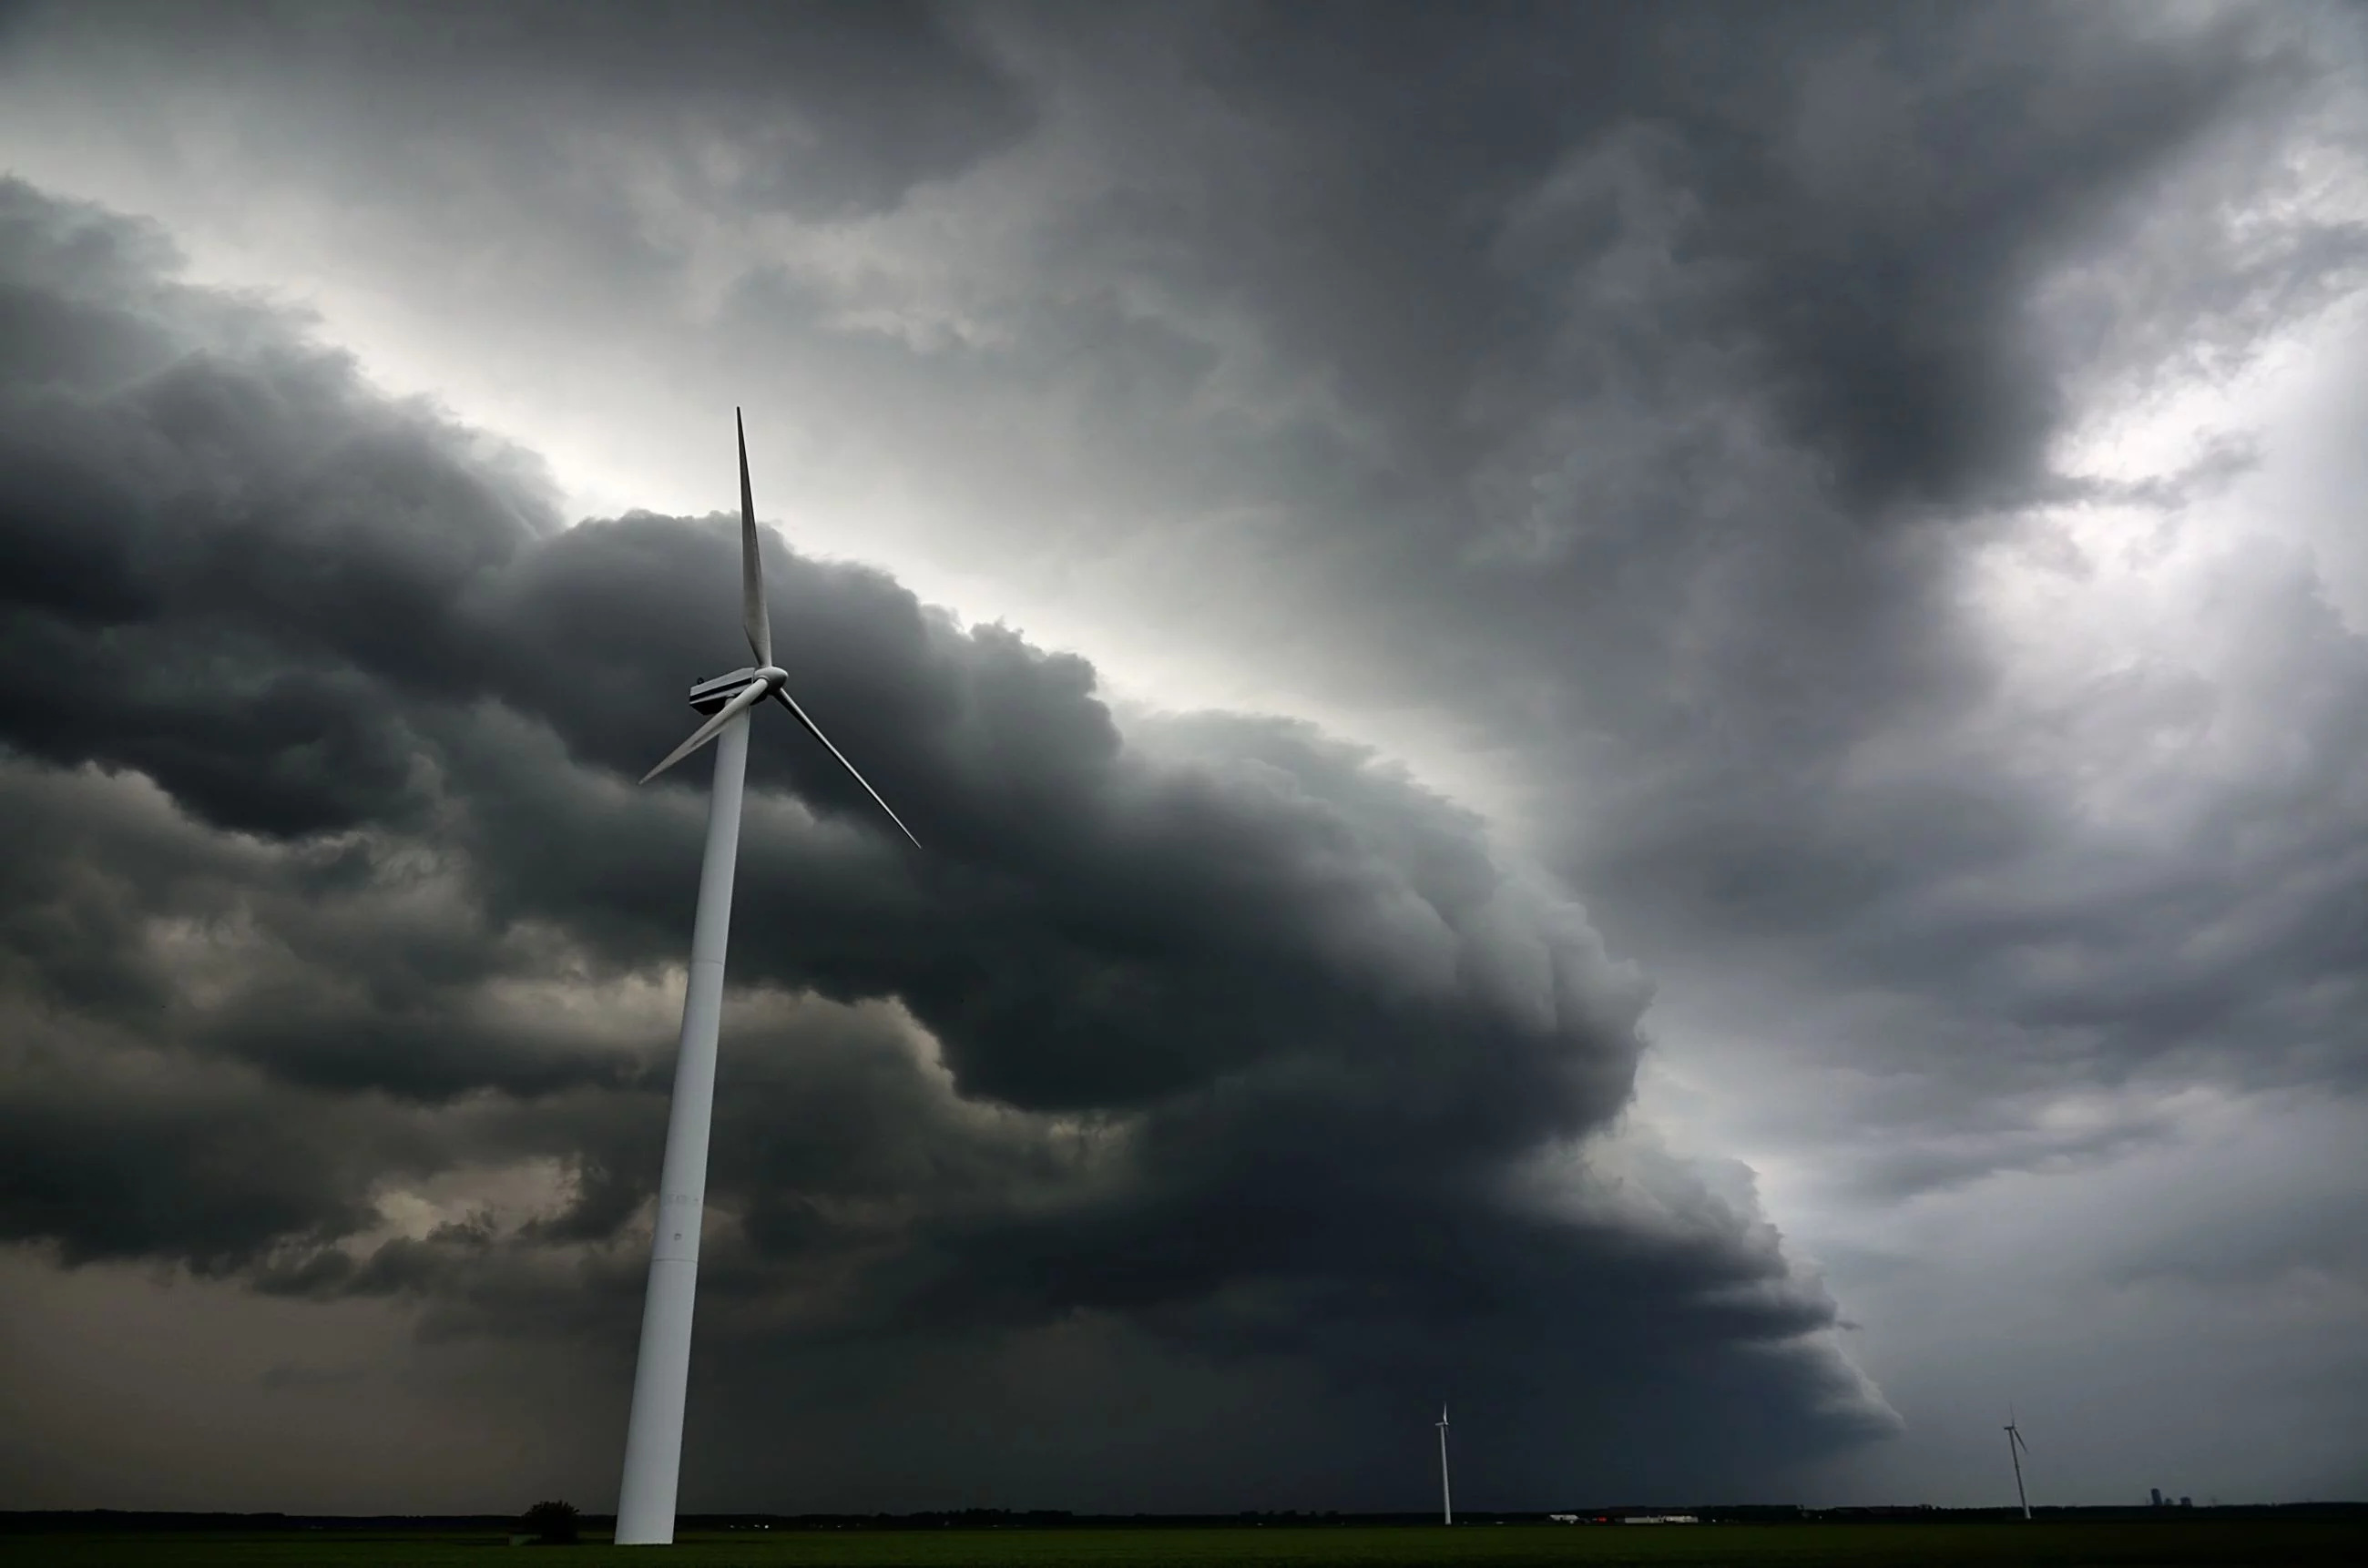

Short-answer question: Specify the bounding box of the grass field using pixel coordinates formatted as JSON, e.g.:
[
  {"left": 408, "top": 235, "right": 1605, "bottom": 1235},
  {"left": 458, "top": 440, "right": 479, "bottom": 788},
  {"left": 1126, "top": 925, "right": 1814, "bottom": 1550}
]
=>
[{"left": 6, "top": 1522, "right": 2363, "bottom": 1568}]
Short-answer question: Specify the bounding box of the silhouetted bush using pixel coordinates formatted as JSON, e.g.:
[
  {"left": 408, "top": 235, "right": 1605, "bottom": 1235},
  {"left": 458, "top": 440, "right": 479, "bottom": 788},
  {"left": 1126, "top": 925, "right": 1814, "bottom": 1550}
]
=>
[{"left": 520, "top": 1500, "right": 580, "bottom": 1544}]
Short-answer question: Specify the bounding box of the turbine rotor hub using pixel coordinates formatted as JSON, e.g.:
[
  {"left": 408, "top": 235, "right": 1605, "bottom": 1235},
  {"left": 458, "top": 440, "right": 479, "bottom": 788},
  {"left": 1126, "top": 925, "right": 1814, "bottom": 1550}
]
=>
[{"left": 755, "top": 665, "right": 789, "bottom": 688}]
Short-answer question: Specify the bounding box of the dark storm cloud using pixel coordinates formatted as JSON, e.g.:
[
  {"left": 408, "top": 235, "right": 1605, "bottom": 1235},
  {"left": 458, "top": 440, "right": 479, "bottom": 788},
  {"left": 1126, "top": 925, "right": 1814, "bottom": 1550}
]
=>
[
  {"left": 936, "top": 0, "right": 2312, "bottom": 514},
  {"left": 0, "top": 177, "right": 1889, "bottom": 1504},
  {"left": 0, "top": 0, "right": 2353, "bottom": 1512}
]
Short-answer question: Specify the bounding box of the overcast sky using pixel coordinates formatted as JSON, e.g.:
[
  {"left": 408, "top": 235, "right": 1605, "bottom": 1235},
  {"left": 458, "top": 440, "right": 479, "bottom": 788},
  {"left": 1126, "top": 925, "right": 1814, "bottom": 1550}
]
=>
[{"left": 3, "top": 0, "right": 2366, "bottom": 1517}]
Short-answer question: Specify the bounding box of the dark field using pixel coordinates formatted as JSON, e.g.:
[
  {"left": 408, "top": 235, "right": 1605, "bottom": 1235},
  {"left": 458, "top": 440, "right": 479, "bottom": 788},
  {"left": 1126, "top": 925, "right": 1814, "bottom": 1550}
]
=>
[{"left": 6, "top": 1522, "right": 2363, "bottom": 1568}]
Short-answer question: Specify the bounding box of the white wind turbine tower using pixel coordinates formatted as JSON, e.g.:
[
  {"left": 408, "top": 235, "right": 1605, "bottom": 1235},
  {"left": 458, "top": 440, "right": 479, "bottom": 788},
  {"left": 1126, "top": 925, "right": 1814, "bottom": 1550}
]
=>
[
  {"left": 1436, "top": 1403, "right": 1453, "bottom": 1526},
  {"left": 613, "top": 411, "right": 922, "bottom": 1547},
  {"left": 2004, "top": 1412, "right": 2033, "bottom": 1521}
]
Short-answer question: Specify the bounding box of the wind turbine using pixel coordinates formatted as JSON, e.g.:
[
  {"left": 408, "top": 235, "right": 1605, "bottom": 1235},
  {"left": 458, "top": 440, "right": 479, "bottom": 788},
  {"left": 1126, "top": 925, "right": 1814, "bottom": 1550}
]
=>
[
  {"left": 2004, "top": 1412, "right": 2033, "bottom": 1521},
  {"left": 613, "top": 411, "right": 921, "bottom": 1547},
  {"left": 1436, "top": 1403, "right": 1453, "bottom": 1526}
]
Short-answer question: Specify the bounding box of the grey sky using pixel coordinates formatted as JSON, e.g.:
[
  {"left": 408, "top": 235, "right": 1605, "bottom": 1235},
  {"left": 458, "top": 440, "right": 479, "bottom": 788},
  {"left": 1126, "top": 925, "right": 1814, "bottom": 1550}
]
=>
[{"left": 2, "top": 0, "right": 2365, "bottom": 1513}]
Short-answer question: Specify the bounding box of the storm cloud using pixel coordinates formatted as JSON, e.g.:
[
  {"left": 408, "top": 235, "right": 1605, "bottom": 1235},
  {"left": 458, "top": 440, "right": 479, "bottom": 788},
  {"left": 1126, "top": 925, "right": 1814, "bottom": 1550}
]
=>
[
  {"left": 2, "top": 0, "right": 2365, "bottom": 1515},
  {"left": 0, "top": 176, "right": 1885, "bottom": 1508}
]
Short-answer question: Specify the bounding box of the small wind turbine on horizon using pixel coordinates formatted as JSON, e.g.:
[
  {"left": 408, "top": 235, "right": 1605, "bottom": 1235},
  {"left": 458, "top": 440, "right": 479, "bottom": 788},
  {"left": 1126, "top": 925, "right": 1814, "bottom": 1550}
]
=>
[
  {"left": 2005, "top": 1410, "right": 2033, "bottom": 1521},
  {"left": 1436, "top": 1402, "right": 1453, "bottom": 1526},
  {"left": 613, "top": 411, "right": 922, "bottom": 1548}
]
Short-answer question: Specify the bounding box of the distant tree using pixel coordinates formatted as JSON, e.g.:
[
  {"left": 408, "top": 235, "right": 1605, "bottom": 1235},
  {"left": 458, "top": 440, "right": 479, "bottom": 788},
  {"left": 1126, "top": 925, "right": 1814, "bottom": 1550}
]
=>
[{"left": 520, "top": 1499, "right": 580, "bottom": 1544}]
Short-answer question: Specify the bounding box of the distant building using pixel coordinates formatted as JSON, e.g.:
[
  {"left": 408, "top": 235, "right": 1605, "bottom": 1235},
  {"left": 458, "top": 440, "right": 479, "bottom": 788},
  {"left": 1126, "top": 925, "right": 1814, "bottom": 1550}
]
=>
[
  {"left": 2151, "top": 1489, "right": 2163, "bottom": 1508},
  {"left": 1619, "top": 1515, "right": 1700, "bottom": 1525}
]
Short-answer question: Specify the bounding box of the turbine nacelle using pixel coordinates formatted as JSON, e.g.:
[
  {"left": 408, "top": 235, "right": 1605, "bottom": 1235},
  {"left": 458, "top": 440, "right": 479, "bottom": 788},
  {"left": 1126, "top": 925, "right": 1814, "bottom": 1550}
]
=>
[{"left": 687, "top": 666, "right": 790, "bottom": 714}]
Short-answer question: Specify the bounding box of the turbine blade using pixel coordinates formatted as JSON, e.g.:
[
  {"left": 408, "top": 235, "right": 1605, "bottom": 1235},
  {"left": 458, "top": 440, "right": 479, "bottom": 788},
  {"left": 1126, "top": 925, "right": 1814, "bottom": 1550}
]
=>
[
  {"left": 770, "top": 687, "right": 922, "bottom": 849},
  {"left": 739, "top": 408, "right": 771, "bottom": 669},
  {"left": 640, "top": 679, "right": 766, "bottom": 784}
]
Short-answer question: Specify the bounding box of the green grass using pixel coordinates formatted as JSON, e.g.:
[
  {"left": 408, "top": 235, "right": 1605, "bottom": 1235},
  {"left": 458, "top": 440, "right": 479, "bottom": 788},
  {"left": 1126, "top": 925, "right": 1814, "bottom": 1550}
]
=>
[{"left": 6, "top": 1522, "right": 2363, "bottom": 1568}]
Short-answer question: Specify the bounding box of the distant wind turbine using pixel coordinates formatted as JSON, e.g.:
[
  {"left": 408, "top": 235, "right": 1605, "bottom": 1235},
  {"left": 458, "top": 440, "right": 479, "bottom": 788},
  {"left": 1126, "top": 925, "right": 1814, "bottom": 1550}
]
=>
[
  {"left": 2005, "top": 1412, "right": 2033, "bottom": 1521},
  {"left": 613, "top": 411, "right": 922, "bottom": 1547},
  {"left": 1437, "top": 1403, "right": 1453, "bottom": 1526}
]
